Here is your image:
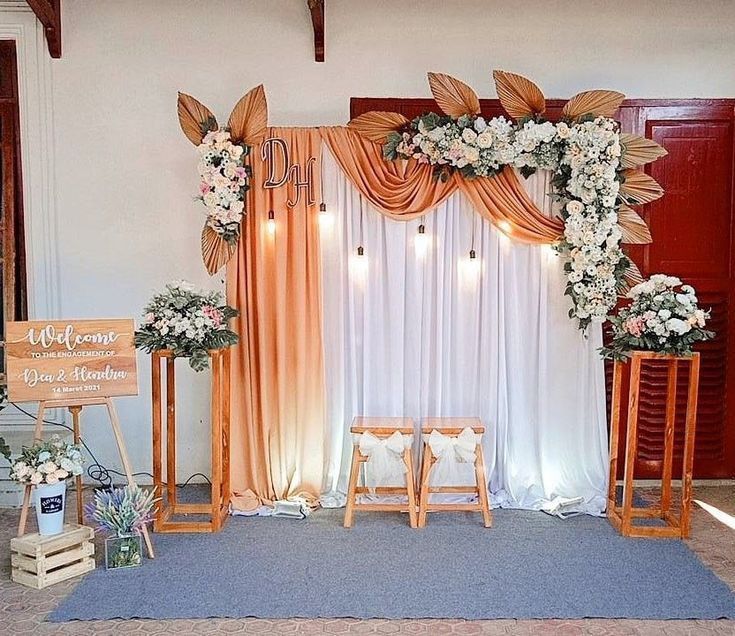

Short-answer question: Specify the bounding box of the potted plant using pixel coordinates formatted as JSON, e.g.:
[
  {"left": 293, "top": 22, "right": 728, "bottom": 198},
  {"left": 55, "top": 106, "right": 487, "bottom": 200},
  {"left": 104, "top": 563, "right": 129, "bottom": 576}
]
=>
[
  {"left": 134, "top": 280, "right": 238, "bottom": 371},
  {"left": 602, "top": 274, "right": 715, "bottom": 359},
  {"left": 85, "top": 485, "right": 157, "bottom": 569},
  {"left": 9, "top": 435, "right": 84, "bottom": 535}
]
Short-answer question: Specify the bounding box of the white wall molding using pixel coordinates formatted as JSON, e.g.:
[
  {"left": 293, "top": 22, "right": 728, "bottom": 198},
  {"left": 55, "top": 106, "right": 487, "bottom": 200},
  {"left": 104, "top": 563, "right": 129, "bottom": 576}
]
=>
[{"left": 0, "top": 3, "right": 61, "bottom": 429}]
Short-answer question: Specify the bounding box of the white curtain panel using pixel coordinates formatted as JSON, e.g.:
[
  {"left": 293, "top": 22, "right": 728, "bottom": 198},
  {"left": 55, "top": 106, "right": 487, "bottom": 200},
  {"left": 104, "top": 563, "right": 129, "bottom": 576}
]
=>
[{"left": 319, "top": 147, "right": 608, "bottom": 515}]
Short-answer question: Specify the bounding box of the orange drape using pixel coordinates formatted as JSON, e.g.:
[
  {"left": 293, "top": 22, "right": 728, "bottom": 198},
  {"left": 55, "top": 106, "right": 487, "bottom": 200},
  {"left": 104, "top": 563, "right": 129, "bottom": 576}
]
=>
[
  {"left": 227, "top": 127, "right": 325, "bottom": 511},
  {"left": 320, "top": 126, "right": 563, "bottom": 243}
]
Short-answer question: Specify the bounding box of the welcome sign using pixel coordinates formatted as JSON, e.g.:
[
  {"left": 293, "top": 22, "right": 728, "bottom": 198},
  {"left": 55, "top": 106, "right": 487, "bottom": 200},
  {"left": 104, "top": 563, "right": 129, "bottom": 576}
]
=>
[{"left": 5, "top": 319, "right": 139, "bottom": 402}]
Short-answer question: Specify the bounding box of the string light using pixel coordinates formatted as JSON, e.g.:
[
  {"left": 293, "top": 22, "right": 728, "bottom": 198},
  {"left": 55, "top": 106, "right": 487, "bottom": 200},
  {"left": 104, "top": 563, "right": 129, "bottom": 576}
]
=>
[
  {"left": 351, "top": 204, "right": 367, "bottom": 284},
  {"left": 266, "top": 210, "right": 276, "bottom": 235},
  {"left": 460, "top": 216, "right": 481, "bottom": 286},
  {"left": 318, "top": 202, "right": 333, "bottom": 229},
  {"left": 415, "top": 218, "right": 430, "bottom": 259}
]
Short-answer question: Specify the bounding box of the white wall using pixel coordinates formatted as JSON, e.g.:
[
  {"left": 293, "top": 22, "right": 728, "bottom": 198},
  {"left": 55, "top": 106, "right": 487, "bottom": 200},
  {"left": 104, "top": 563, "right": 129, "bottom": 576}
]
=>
[{"left": 35, "top": 0, "right": 735, "bottom": 482}]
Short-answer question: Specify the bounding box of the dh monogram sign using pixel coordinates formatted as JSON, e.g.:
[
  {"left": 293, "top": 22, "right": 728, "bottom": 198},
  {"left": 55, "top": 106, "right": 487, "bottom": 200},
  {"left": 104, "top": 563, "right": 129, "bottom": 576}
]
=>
[{"left": 261, "top": 137, "right": 317, "bottom": 207}]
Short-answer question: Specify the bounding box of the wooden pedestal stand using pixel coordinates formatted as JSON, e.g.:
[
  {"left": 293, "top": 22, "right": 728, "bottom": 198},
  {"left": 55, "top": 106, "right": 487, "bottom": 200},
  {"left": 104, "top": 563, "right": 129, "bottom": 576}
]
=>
[
  {"left": 607, "top": 351, "right": 701, "bottom": 538},
  {"left": 16, "top": 397, "right": 155, "bottom": 559},
  {"left": 151, "top": 348, "right": 231, "bottom": 533}
]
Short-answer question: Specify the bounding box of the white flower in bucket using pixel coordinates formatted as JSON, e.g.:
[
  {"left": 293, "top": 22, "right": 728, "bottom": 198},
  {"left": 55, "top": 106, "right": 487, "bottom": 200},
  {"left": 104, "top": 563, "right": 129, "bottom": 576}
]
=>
[{"left": 10, "top": 436, "right": 84, "bottom": 536}]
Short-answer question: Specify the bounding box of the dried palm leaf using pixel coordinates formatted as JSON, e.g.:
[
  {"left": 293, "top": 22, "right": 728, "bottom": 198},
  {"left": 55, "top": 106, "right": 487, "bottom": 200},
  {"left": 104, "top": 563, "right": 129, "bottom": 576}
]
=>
[
  {"left": 562, "top": 90, "right": 625, "bottom": 120},
  {"left": 177, "top": 93, "right": 217, "bottom": 145},
  {"left": 347, "top": 111, "right": 410, "bottom": 143},
  {"left": 228, "top": 84, "right": 268, "bottom": 145},
  {"left": 492, "top": 70, "right": 545, "bottom": 120},
  {"left": 427, "top": 72, "right": 481, "bottom": 118},
  {"left": 618, "top": 204, "right": 652, "bottom": 244},
  {"left": 201, "top": 224, "right": 236, "bottom": 275},
  {"left": 619, "top": 133, "right": 668, "bottom": 169},
  {"left": 620, "top": 169, "right": 664, "bottom": 205},
  {"left": 619, "top": 261, "right": 644, "bottom": 296}
]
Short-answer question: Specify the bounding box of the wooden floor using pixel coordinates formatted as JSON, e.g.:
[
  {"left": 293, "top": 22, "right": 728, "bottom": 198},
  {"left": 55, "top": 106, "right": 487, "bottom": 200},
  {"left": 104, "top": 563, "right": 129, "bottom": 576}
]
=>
[{"left": 1, "top": 485, "right": 734, "bottom": 635}]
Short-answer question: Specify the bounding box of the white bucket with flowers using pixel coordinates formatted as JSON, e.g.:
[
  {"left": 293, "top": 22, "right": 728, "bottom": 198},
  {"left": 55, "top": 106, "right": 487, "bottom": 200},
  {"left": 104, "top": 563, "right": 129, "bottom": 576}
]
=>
[{"left": 10, "top": 436, "right": 84, "bottom": 535}]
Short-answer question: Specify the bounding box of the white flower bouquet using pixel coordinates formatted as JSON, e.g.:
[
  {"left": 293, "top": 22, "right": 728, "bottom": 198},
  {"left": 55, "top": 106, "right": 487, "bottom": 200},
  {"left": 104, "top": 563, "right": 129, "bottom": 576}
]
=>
[
  {"left": 10, "top": 435, "right": 84, "bottom": 486},
  {"left": 602, "top": 274, "right": 714, "bottom": 360},
  {"left": 197, "top": 129, "right": 250, "bottom": 244},
  {"left": 134, "top": 281, "right": 239, "bottom": 371}
]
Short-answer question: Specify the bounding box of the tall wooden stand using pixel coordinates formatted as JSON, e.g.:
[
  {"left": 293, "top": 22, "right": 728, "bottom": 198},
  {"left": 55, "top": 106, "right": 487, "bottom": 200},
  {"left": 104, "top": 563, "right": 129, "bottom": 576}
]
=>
[
  {"left": 16, "top": 397, "right": 155, "bottom": 559},
  {"left": 151, "top": 348, "right": 231, "bottom": 533},
  {"left": 607, "top": 351, "right": 700, "bottom": 538}
]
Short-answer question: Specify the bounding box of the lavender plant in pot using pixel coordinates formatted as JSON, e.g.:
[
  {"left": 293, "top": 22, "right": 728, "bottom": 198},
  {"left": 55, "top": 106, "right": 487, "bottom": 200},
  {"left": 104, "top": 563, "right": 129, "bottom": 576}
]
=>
[{"left": 86, "top": 485, "right": 157, "bottom": 569}]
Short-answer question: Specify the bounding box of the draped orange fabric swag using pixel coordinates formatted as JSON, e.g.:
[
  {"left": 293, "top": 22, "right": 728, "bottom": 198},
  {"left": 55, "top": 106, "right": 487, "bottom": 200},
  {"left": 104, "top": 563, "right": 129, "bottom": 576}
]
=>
[
  {"left": 227, "top": 127, "right": 326, "bottom": 510},
  {"left": 320, "top": 126, "right": 563, "bottom": 243}
]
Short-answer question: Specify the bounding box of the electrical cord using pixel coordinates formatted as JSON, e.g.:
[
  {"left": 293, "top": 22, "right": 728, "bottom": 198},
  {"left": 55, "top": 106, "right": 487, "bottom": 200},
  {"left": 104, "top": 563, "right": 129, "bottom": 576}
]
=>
[{"left": 7, "top": 402, "right": 212, "bottom": 490}]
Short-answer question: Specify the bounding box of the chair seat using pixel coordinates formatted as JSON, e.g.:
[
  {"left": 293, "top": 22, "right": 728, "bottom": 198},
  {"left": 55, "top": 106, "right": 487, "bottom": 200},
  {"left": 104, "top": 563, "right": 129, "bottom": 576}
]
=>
[
  {"left": 350, "top": 416, "right": 414, "bottom": 435},
  {"left": 421, "top": 417, "right": 484, "bottom": 435}
]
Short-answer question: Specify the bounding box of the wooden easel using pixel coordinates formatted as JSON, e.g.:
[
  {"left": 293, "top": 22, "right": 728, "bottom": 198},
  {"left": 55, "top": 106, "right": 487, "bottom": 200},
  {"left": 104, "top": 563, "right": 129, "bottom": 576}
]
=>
[{"left": 16, "top": 397, "right": 155, "bottom": 559}]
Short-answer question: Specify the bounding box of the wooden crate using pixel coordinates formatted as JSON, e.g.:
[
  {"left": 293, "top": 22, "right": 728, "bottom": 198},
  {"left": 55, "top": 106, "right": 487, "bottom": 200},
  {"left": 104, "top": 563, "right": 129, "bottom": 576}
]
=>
[{"left": 11, "top": 524, "right": 95, "bottom": 589}]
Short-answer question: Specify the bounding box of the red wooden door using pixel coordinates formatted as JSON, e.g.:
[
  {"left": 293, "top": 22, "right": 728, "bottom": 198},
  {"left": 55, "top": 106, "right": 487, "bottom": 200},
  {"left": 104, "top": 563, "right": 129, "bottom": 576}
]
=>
[{"left": 351, "top": 97, "right": 735, "bottom": 478}]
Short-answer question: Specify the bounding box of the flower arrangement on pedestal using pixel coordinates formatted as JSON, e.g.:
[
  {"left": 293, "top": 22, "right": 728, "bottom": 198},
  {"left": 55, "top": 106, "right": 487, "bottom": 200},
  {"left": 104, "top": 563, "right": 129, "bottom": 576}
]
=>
[
  {"left": 85, "top": 485, "right": 157, "bottom": 569},
  {"left": 602, "top": 274, "right": 715, "bottom": 360},
  {"left": 10, "top": 435, "right": 84, "bottom": 535},
  {"left": 134, "top": 281, "right": 239, "bottom": 372}
]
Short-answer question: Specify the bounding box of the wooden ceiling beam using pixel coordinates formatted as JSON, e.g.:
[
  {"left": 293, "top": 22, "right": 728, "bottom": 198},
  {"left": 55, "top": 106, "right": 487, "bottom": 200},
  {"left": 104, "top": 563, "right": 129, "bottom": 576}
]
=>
[
  {"left": 308, "top": 0, "right": 324, "bottom": 62},
  {"left": 27, "top": 0, "right": 62, "bottom": 58}
]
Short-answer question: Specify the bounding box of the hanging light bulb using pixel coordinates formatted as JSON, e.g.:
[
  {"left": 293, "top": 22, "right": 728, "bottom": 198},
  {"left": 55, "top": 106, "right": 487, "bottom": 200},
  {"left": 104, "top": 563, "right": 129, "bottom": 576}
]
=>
[
  {"left": 459, "top": 248, "right": 481, "bottom": 287},
  {"left": 351, "top": 244, "right": 368, "bottom": 284},
  {"left": 318, "top": 202, "right": 333, "bottom": 230},
  {"left": 414, "top": 222, "right": 430, "bottom": 259},
  {"left": 266, "top": 210, "right": 276, "bottom": 235}
]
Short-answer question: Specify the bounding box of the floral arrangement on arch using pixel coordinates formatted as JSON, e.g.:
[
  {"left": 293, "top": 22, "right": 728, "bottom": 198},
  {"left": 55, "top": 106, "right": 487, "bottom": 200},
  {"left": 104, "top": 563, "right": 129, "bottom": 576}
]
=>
[
  {"left": 10, "top": 435, "right": 84, "bottom": 486},
  {"left": 177, "top": 85, "right": 269, "bottom": 274},
  {"left": 602, "top": 275, "right": 714, "bottom": 360},
  {"left": 134, "top": 280, "right": 239, "bottom": 372},
  {"left": 348, "top": 71, "right": 669, "bottom": 330}
]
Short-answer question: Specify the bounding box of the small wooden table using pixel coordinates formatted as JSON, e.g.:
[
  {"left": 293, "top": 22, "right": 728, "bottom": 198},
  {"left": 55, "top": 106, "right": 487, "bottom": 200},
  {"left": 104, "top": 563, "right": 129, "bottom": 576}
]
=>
[
  {"left": 151, "top": 348, "right": 231, "bottom": 533},
  {"left": 344, "top": 417, "right": 418, "bottom": 528},
  {"left": 417, "top": 417, "right": 492, "bottom": 528},
  {"left": 607, "top": 352, "right": 700, "bottom": 538}
]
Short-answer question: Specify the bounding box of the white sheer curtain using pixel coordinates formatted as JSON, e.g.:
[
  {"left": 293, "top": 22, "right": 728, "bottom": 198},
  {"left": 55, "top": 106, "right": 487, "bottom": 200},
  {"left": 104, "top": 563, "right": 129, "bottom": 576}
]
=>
[{"left": 319, "top": 147, "right": 608, "bottom": 516}]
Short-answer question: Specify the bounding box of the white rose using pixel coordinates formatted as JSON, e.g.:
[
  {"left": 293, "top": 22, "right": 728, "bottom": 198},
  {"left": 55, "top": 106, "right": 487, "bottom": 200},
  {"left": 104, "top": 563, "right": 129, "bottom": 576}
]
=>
[
  {"left": 40, "top": 461, "right": 58, "bottom": 474},
  {"left": 30, "top": 472, "right": 43, "bottom": 485},
  {"left": 45, "top": 473, "right": 59, "bottom": 485},
  {"left": 473, "top": 117, "right": 487, "bottom": 132},
  {"left": 476, "top": 131, "right": 494, "bottom": 148},
  {"left": 566, "top": 200, "right": 584, "bottom": 215},
  {"left": 461, "top": 128, "right": 477, "bottom": 144},
  {"left": 666, "top": 318, "right": 691, "bottom": 335},
  {"left": 556, "top": 122, "right": 571, "bottom": 139}
]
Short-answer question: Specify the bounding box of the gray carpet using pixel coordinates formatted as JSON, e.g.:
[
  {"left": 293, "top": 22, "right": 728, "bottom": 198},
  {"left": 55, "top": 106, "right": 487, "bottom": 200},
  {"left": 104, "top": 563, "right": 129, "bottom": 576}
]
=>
[{"left": 50, "top": 508, "right": 735, "bottom": 621}]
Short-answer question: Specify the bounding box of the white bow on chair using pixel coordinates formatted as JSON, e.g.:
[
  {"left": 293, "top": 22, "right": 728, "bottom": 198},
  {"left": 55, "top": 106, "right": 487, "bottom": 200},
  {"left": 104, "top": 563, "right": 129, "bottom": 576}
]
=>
[
  {"left": 428, "top": 427, "right": 477, "bottom": 464},
  {"left": 427, "top": 427, "right": 478, "bottom": 488},
  {"left": 358, "top": 431, "right": 408, "bottom": 488}
]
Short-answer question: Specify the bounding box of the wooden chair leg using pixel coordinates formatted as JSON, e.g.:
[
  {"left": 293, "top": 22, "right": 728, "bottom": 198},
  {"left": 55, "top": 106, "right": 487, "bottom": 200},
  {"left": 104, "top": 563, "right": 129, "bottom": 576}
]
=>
[
  {"left": 475, "top": 445, "right": 492, "bottom": 528},
  {"left": 343, "top": 445, "right": 361, "bottom": 528},
  {"left": 417, "top": 444, "right": 432, "bottom": 528},
  {"left": 403, "top": 447, "right": 418, "bottom": 529}
]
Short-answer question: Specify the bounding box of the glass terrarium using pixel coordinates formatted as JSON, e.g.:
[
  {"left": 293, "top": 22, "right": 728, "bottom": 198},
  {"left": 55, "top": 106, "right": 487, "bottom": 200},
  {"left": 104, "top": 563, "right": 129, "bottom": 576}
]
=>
[{"left": 104, "top": 533, "right": 143, "bottom": 570}]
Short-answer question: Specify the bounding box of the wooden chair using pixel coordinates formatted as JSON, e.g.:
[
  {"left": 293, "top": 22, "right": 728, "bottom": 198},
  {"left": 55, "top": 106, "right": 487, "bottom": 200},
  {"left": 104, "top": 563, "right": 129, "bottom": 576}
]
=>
[
  {"left": 417, "top": 417, "right": 492, "bottom": 528},
  {"left": 343, "top": 417, "right": 418, "bottom": 528}
]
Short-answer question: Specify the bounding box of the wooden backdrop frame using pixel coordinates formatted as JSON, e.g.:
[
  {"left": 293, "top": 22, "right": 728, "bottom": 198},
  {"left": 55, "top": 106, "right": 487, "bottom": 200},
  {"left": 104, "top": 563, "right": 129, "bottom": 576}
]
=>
[
  {"left": 151, "top": 348, "right": 231, "bottom": 533},
  {"left": 607, "top": 351, "right": 700, "bottom": 538}
]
